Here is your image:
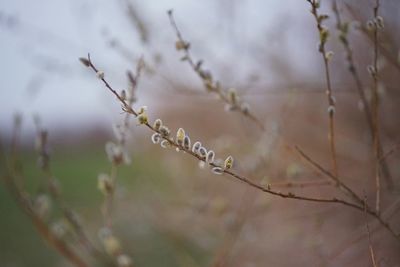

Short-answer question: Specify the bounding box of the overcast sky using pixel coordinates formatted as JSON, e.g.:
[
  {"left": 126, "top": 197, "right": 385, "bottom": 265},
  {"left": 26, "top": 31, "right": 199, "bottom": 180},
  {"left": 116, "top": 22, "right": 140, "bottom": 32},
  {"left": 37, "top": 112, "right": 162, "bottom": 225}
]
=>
[{"left": 1, "top": 0, "right": 316, "bottom": 137}]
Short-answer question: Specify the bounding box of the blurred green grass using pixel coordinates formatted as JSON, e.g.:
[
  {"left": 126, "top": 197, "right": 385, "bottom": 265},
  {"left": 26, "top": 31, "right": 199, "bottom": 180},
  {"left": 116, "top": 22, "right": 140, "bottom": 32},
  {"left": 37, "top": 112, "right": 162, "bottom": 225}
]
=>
[{"left": 0, "top": 143, "right": 208, "bottom": 267}]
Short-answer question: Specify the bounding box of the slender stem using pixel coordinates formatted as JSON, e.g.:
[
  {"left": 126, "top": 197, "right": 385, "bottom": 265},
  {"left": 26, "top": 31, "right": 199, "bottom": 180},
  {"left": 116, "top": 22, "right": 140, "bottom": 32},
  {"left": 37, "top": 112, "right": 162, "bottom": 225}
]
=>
[
  {"left": 332, "top": 1, "right": 374, "bottom": 139},
  {"left": 84, "top": 56, "right": 399, "bottom": 242},
  {"left": 335, "top": 0, "right": 393, "bottom": 191},
  {"left": 295, "top": 145, "right": 399, "bottom": 241},
  {"left": 33, "top": 124, "right": 103, "bottom": 260},
  {"left": 380, "top": 143, "right": 399, "bottom": 162},
  {"left": 4, "top": 121, "right": 90, "bottom": 267},
  {"left": 295, "top": 146, "right": 363, "bottom": 205},
  {"left": 269, "top": 179, "right": 331, "bottom": 188},
  {"left": 103, "top": 163, "right": 117, "bottom": 228},
  {"left": 307, "top": 0, "right": 338, "bottom": 177},
  {"left": 3, "top": 175, "right": 90, "bottom": 267},
  {"left": 372, "top": 0, "right": 382, "bottom": 214},
  {"left": 364, "top": 197, "right": 379, "bottom": 267},
  {"left": 344, "top": 3, "right": 400, "bottom": 74},
  {"left": 167, "top": 10, "right": 265, "bottom": 131},
  {"left": 210, "top": 189, "right": 256, "bottom": 267}
]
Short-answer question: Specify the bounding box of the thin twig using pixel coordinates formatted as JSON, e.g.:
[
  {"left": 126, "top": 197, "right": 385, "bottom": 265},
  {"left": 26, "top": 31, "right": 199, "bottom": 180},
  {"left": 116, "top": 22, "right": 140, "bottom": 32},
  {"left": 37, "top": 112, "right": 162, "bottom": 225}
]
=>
[
  {"left": 3, "top": 174, "right": 90, "bottom": 267},
  {"left": 210, "top": 188, "right": 256, "bottom": 267},
  {"left": 102, "top": 57, "right": 142, "bottom": 230},
  {"left": 344, "top": 3, "right": 400, "bottom": 73},
  {"left": 307, "top": 0, "right": 338, "bottom": 177},
  {"left": 295, "top": 146, "right": 363, "bottom": 204},
  {"left": 380, "top": 143, "right": 399, "bottom": 162},
  {"left": 365, "top": 196, "right": 379, "bottom": 267},
  {"left": 332, "top": 0, "right": 393, "bottom": 192},
  {"left": 371, "top": 0, "right": 382, "bottom": 214},
  {"left": 269, "top": 179, "right": 331, "bottom": 188},
  {"left": 33, "top": 122, "right": 105, "bottom": 262},
  {"left": 83, "top": 55, "right": 399, "bottom": 242},
  {"left": 294, "top": 145, "right": 398, "bottom": 241},
  {"left": 332, "top": 1, "right": 373, "bottom": 139},
  {"left": 3, "top": 119, "right": 89, "bottom": 267},
  {"left": 167, "top": 10, "right": 265, "bottom": 131}
]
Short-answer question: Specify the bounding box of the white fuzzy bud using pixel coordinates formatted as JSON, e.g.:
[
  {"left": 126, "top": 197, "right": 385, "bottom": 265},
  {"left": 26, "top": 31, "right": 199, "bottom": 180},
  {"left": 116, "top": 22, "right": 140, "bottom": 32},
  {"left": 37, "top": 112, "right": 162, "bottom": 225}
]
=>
[
  {"left": 367, "top": 65, "right": 376, "bottom": 76},
  {"left": 96, "top": 71, "right": 105, "bottom": 79},
  {"left": 327, "top": 105, "right": 335, "bottom": 115},
  {"left": 97, "top": 173, "right": 113, "bottom": 195},
  {"left": 224, "top": 156, "right": 234, "bottom": 169},
  {"left": 198, "top": 161, "right": 206, "bottom": 169},
  {"left": 183, "top": 135, "right": 191, "bottom": 150},
  {"left": 176, "top": 128, "right": 185, "bottom": 146},
  {"left": 241, "top": 102, "right": 250, "bottom": 114},
  {"left": 206, "top": 150, "right": 215, "bottom": 164},
  {"left": 117, "top": 254, "right": 133, "bottom": 267},
  {"left": 375, "top": 16, "right": 384, "bottom": 29},
  {"left": 33, "top": 194, "right": 51, "bottom": 218},
  {"left": 160, "top": 140, "right": 170, "bottom": 148},
  {"left": 192, "top": 141, "right": 201, "bottom": 153},
  {"left": 153, "top": 119, "right": 162, "bottom": 131},
  {"left": 151, "top": 133, "right": 161, "bottom": 144},
  {"left": 212, "top": 167, "right": 224, "bottom": 175},
  {"left": 137, "top": 106, "right": 147, "bottom": 115},
  {"left": 159, "top": 126, "right": 170, "bottom": 138},
  {"left": 325, "top": 51, "right": 334, "bottom": 61},
  {"left": 366, "top": 20, "right": 375, "bottom": 31},
  {"left": 198, "top": 147, "right": 207, "bottom": 159}
]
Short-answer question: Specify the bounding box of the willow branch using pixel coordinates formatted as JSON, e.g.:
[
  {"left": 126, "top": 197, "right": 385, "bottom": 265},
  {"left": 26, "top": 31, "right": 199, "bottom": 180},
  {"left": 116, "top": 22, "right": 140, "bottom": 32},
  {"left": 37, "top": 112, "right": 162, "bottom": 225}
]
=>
[
  {"left": 365, "top": 197, "right": 379, "bottom": 267},
  {"left": 33, "top": 123, "right": 104, "bottom": 261},
  {"left": 371, "top": 0, "right": 382, "bottom": 214},
  {"left": 167, "top": 10, "right": 265, "bottom": 131},
  {"left": 82, "top": 55, "right": 399, "bottom": 242},
  {"left": 332, "top": 0, "right": 393, "bottom": 191},
  {"left": 3, "top": 121, "right": 90, "bottom": 267},
  {"left": 307, "top": 0, "right": 338, "bottom": 177}
]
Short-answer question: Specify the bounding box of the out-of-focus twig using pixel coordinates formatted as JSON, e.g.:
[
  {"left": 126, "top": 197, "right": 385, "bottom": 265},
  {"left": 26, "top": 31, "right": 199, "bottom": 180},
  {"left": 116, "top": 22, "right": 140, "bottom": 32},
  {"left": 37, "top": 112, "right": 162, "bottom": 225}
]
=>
[
  {"left": 3, "top": 118, "right": 90, "bottom": 267},
  {"left": 294, "top": 145, "right": 398, "bottom": 241},
  {"left": 344, "top": 3, "right": 400, "bottom": 73},
  {"left": 123, "top": 0, "right": 149, "bottom": 44},
  {"left": 167, "top": 10, "right": 265, "bottom": 131},
  {"left": 380, "top": 143, "right": 399, "bottom": 162},
  {"left": 365, "top": 196, "right": 379, "bottom": 267},
  {"left": 307, "top": 0, "right": 338, "bottom": 178},
  {"left": 332, "top": 1, "right": 373, "bottom": 139},
  {"left": 370, "top": 0, "right": 383, "bottom": 214},
  {"left": 33, "top": 119, "right": 105, "bottom": 262},
  {"left": 333, "top": 0, "right": 393, "bottom": 192}
]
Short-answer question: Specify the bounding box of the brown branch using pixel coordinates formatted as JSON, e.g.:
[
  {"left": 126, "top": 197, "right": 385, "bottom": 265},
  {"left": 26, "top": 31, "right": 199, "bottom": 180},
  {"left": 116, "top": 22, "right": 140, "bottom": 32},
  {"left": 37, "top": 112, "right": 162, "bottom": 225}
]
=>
[
  {"left": 380, "top": 143, "right": 399, "bottom": 162},
  {"left": 371, "top": 0, "right": 382, "bottom": 214},
  {"left": 332, "top": 1, "right": 374, "bottom": 140},
  {"left": 167, "top": 10, "right": 265, "bottom": 131},
  {"left": 209, "top": 188, "right": 256, "bottom": 267},
  {"left": 82, "top": 55, "right": 399, "bottom": 242},
  {"left": 329, "top": 197, "right": 400, "bottom": 261},
  {"left": 123, "top": 0, "right": 149, "bottom": 44},
  {"left": 269, "top": 179, "right": 331, "bottom": 188},
  {"left": 32, "top": 122, "right": 105, "bottom": 262},
  {"left": 294, "top": 145, "right": 399, "bottom": 241},
  {"left": 365, "top": 197, "right": 379, "bottom": 267},
  {"left": 3, "top": 120, "right": 90, "bottom": 267},
  {"left": 332, "top": 0, "right": 393, "bottom": 192},
  {"left": 3, "top": 174, "right": 90, "bottom": 267},
  {"left": 295, "top": 146, "right": 363, "bottom": 204},
  {"left": 344, "top": 3, "right": 400, "bottom": 73},
  {"left": 307, "top": 0, "right": 338, "bottom": 177}
]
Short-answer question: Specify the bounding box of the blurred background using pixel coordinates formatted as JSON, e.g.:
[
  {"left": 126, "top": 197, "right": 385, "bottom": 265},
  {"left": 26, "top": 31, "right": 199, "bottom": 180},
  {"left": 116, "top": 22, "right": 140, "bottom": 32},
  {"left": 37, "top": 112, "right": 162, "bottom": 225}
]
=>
[{"left": 1, "top": 0, "right": 400, "bottom": 266}]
